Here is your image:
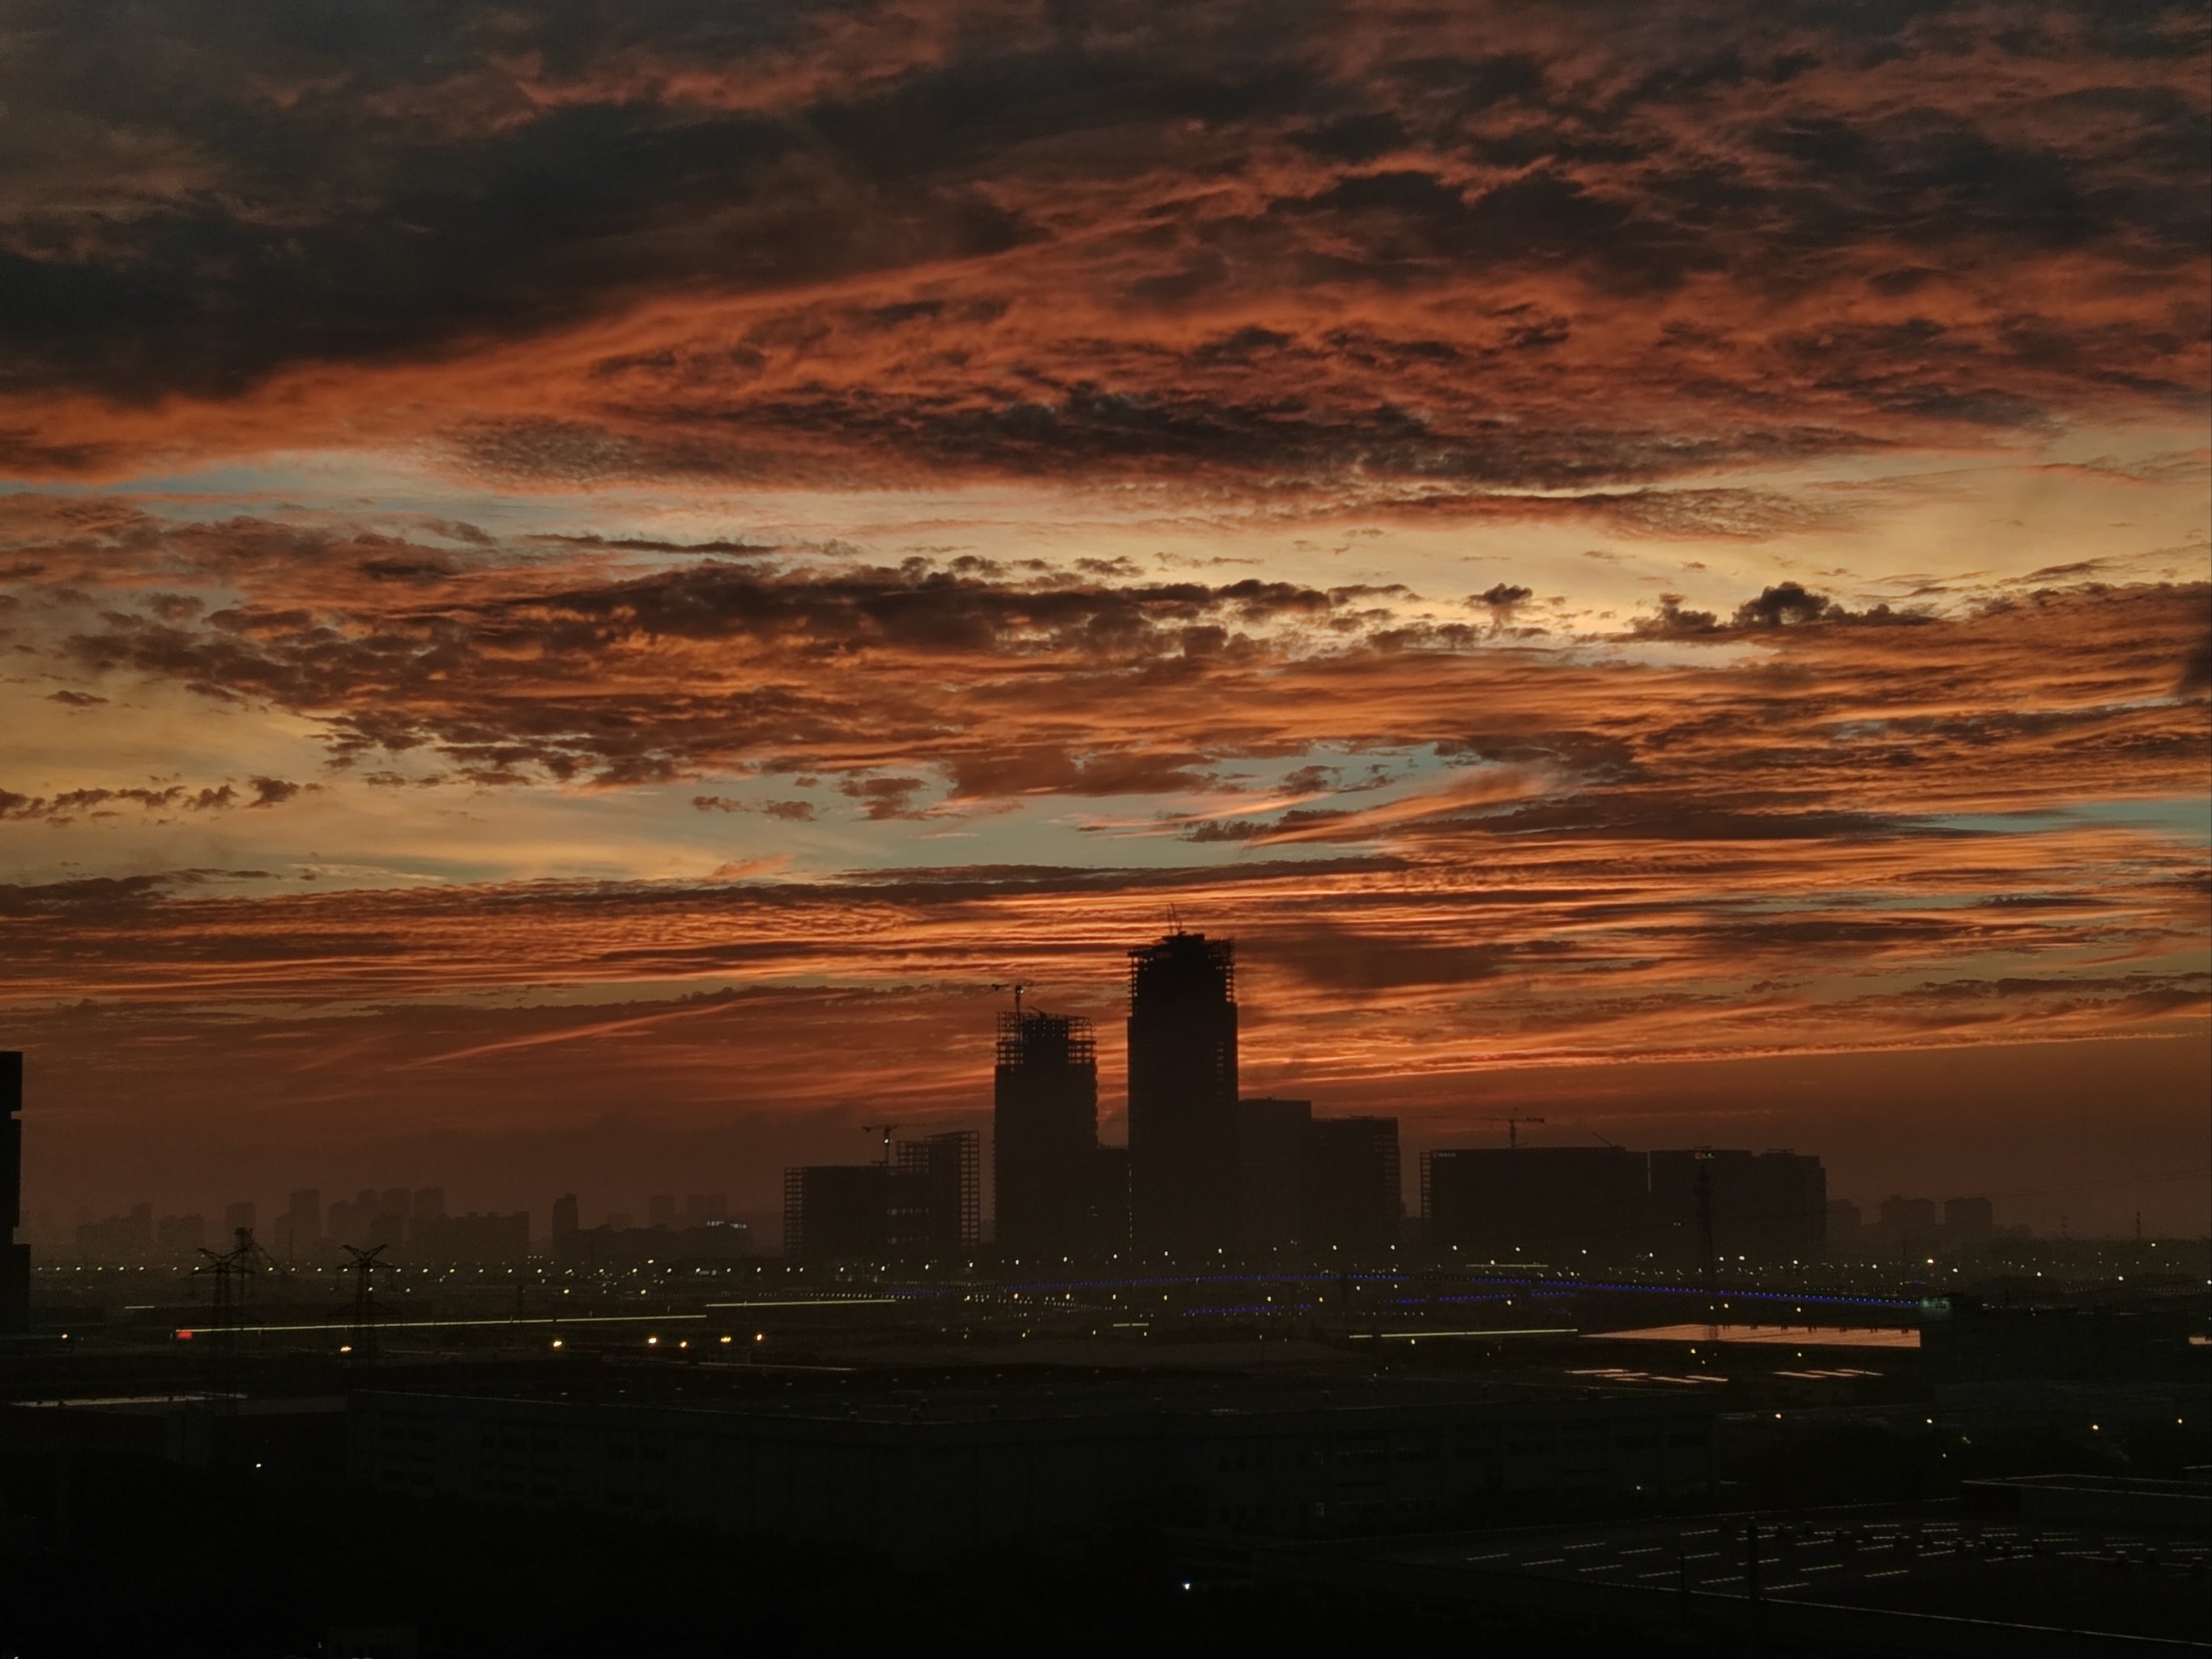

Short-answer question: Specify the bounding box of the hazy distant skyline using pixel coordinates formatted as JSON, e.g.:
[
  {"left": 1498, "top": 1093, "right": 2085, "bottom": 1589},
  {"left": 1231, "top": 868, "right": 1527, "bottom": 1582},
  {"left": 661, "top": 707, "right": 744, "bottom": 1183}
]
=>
[{"left": 2, "top": 3, "right": 2206, "bottom": 1231}]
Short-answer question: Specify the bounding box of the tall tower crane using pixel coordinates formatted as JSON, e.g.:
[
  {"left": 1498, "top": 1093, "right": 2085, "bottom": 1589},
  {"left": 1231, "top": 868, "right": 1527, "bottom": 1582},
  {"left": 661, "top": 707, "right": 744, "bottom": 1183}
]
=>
[{"left": 1488, "top": 1115, "right": 1546, "bottom": 1149}]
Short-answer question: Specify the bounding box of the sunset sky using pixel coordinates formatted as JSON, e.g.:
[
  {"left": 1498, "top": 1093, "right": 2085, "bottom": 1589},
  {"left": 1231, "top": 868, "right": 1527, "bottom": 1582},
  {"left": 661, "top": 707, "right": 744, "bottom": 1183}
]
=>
[{"left": 2, "top": 2, "right": 2206, "bottom": 1236}]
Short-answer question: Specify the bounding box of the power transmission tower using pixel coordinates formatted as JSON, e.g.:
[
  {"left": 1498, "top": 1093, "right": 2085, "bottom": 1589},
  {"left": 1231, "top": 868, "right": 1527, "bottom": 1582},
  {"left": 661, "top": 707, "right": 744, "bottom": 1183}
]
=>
[
  {"left": 194, "top": 1226, "right": 275, "bottom": 1401},
  {"left": 1693, "top": 1150, "right": 1718, "bottom": 1342},
  {"left": 342, "top": 1243, "right": 391, "bottom": 1371}
]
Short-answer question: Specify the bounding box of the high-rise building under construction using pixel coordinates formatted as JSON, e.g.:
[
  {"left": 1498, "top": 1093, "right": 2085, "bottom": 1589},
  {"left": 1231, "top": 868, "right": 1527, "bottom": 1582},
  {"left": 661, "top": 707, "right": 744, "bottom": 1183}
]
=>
[
  {"left": 784, "top": 1129, "right": 981, "bottom": 1261},
  {"left": 993, "top": 1009, "right": 1098, "bottom": 1257},
  {"left": 1127, "top": 932, "right": 1238, "bottom": 1254}
]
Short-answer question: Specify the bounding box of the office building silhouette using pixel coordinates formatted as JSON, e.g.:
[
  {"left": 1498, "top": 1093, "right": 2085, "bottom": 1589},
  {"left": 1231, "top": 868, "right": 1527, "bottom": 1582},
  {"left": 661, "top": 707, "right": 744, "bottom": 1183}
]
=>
[
  {"left": 1, "top": 1052, "right": 26, "bottom": 1332},
  {"left": 1424, "top": 1145, "right": 1645, "bottom": 1263},
  {"left": 1234, "top": 1097, "right": 1311, "bottom": 1251},
  {"left": 1304, "top": 1115, "right": 1402, "bottom": 1252},
  {"left": 1127, "top": 932, "right": 1238, "bottom": 1254},
  {"left": 994, "top": 1009, "right": 1099, "bottom": 1257},
  {"left": 1420, "top": 1145, "right": 1826, "bottom": 1265},
  {"left": 1231, "top": 1103, "right": 1402, "bottom": 1254}
]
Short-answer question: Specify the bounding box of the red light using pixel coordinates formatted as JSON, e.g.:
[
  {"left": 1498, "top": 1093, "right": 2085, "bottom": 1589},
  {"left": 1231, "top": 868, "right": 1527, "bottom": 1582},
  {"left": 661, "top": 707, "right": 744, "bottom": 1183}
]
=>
[{"left": 176, "top": 1329, "right": 195, "bottom": 1341}]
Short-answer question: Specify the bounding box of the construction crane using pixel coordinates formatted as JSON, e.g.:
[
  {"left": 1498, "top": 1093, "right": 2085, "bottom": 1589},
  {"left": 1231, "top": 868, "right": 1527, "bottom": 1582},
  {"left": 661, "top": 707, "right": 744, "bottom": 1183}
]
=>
[
  {"left": 1489, "top": 1115, "right": 1546, "bottom": 1149},
  {"left": 860, "top": 1124, "right": 898, "bottom": 1165},
  {"left": 988, "top": 982, "right": 1029, "bottom": 1017},
  {"left": 1590, "top": 1130, "right": 1625, "bottom": 1150}
]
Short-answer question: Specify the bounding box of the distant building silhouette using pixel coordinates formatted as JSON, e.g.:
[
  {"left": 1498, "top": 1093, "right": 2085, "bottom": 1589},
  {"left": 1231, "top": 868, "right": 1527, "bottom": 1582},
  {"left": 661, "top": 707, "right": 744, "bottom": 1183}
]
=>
[
  {"left": 1234, "top": 1097, "right": 1311, "bottom": 1251},
  {"left": 156, "top": 1213, "right": 207, "bottom": 1253},
  {"left": 326, "top": 1188, "right": 386, "bottom": 1252},
  {"left": 1647, "top": 1149, "right": 1826, "bottom": 1265},
  {"left": 1304, "top": 1115, "right": 1402, "bottom": 1252},
  {"left": 1, "top": 1052, "right": 26, "bottom": 1331},
  {"left": 1127, "top": 932, "right": 1238, "bottom": 1254},
  {"left": 648, "top": 1194, "right": 679, "bottom": 1229},
  {"left": 77, "top": 1202, "right": 154, "bottom": 1262},
  {"left": 1826, "top": 1197, "right": 1862, "bottom": 1258},
  {"left": 1943, "top": 1195, "right": 1995, "bottom": 1252},
  {"left": 783, "top": 1164, "right": 893, "bottom": 1260},
  {"left": 555, "top": 1212, "right": 751, "bottom": 1266},
  {"left": 1880, "top": 1194, "right": 1938, "bottom": 1243},
  {"left": 994, "top": 1008, "right": 1100, "bottom": 1257},
  {"left": 276, "top": 1188, "right": 322, "bottom": 1259},
  {"left": 785, "top": 1130, "right": 981, "bottom": 1261},
  {"left": 409, "top": 1209, "right": 530, "bottom": 1262},
  {"left": 1425, "top": 1145, "right": 1645, "bottom": 1263},
  {"left": 684, "top": 1192, "right": 730, "bottom": 1226},
  {"left": 1231, "top": 1100, "right": 1404, "bottom": 1255}
]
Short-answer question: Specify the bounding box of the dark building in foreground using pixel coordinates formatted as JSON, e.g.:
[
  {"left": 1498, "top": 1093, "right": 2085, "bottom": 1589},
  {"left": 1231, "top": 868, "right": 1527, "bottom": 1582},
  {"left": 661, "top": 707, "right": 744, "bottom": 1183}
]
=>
[
  {"left": 2, "top": 1052, "right": 27, "bottom": 1333},
  {"left": 1647, "top": 1149, "right": 1826, "bottom": 1266},
  {"left": 993, "top": 1009, "right": 1099, "bottom": 1258},
  {"left": 1127, "top": 932, "right": 1238, "bottom": 1255},
  {"left": 1424, "top": 1146, "right": 1647, "bottom": 1264},
  {"left": 351, "top": 1384, "right": 1714, "bottom": 1563},
  {"left": 1251, "top": 1495, "right": 2210, "bottom": 1657},
  {"left": 785, "top": 1130, "right": 981, "bottom": 1261}
]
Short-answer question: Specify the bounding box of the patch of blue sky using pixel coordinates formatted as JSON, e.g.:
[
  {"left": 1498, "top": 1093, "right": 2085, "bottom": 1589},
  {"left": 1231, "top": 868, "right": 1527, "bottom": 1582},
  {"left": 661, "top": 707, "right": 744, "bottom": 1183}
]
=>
[
  {"left": 1931, "top": 796, "right": 2210, "bottom": 842},
  {"left": 9, "top": 454, "right": 748, "bottom": 548}
]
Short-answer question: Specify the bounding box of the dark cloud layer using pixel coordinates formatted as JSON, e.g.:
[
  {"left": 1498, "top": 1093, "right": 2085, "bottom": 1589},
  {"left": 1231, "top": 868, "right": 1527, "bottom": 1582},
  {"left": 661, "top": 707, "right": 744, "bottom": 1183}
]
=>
[
  {"left": 4, "top": 498, "right": 2204, "bottom": 822},
  {"left": 2, "top": 1, "right": 2203, "bottom": 497}
]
